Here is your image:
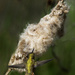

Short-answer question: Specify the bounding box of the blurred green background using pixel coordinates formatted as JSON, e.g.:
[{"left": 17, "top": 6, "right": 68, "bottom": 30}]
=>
[{"left": 0, "top": 0, "right": 75, "bottom": 75}]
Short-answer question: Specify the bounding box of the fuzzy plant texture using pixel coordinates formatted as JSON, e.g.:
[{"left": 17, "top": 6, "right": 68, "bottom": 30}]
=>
[{"left": 5, "top": 0, "right": 69, "bottom": 75}]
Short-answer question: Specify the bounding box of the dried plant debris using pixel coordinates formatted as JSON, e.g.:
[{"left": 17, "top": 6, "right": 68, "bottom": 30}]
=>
[
  {"left": 7, "top": 49, "right": 53, "bottom": 75},
  {"left": 5, "top": 0, "right": 69, "bottom": 75}
]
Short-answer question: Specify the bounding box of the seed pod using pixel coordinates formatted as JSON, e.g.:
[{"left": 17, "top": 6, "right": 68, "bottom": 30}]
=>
[{"left": 5, "top": 0, "right": 69, "bottom": 74}]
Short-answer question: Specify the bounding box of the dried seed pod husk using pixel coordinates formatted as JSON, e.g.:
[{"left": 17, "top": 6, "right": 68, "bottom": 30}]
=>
[{"left": 5, "top": 0, "right": 69, "bottom": 74}]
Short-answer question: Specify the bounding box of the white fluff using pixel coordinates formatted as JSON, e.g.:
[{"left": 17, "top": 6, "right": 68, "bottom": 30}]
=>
[{"left": 5, "top": 0, "right": 69, "bottom": 74}]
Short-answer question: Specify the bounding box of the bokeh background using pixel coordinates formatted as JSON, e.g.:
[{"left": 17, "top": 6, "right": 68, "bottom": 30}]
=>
[{"left": 0, "top": 0, "right": 75, "bottom": 75}]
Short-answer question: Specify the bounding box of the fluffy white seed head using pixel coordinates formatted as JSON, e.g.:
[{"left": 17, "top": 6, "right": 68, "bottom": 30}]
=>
[{"left": 6, "top": 0, "right": 69, "bottom": 73}]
